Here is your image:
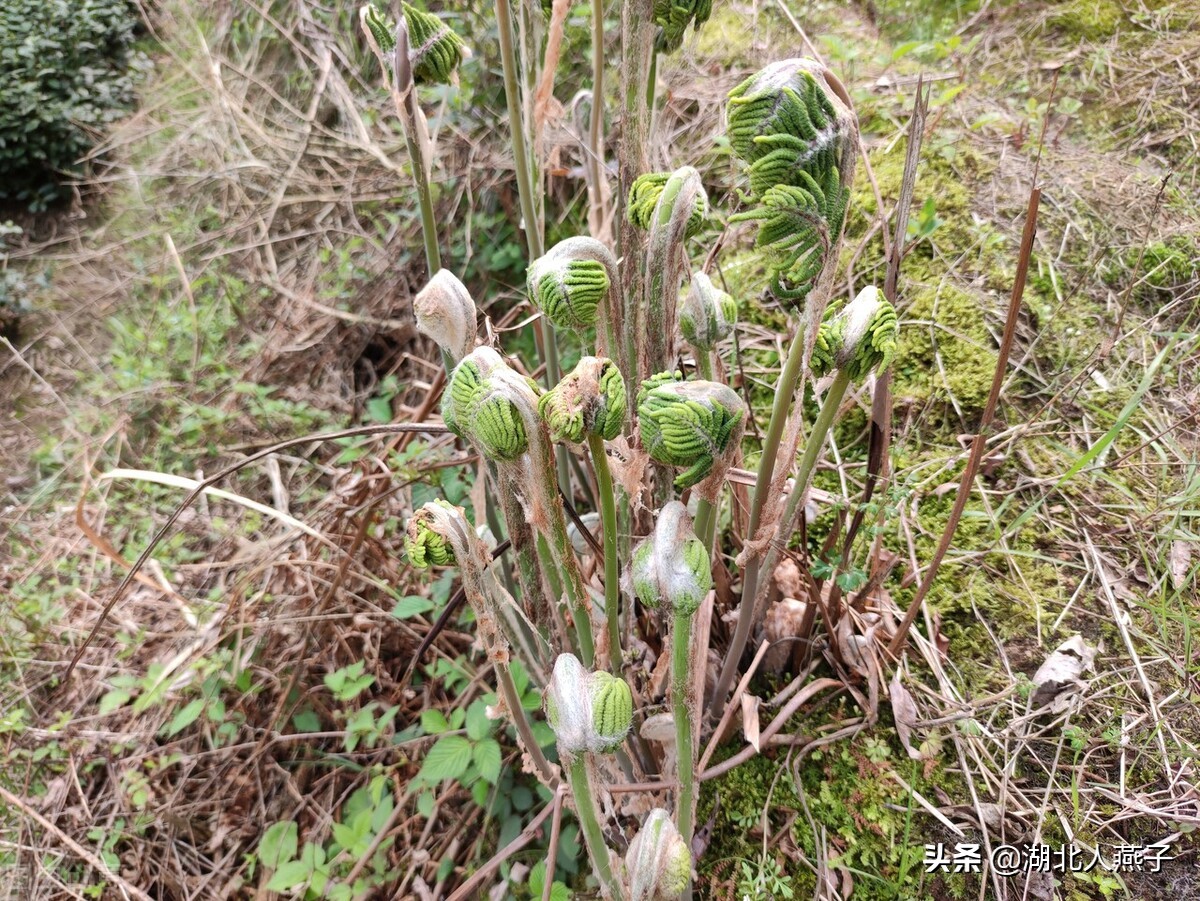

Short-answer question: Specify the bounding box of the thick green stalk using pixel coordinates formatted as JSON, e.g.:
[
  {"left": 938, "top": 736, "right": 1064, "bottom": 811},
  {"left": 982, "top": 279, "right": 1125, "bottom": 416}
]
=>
[
  {"left": 587, "top": 433, "right": 622, "bottom": 669},
  {"left": 717, "top": 371, "right": 852, "bottom": 715},
  {"left": 617, "top": 0, "right": 654, "bottom": 391},
  {"left": 693, "top": 498, "right": 717, "bottom": 557},
  {"left": 695, "top": 347, "right": 716, "bottom": 382},
  {"left": 645, "top": 52, "right": 658, "bottom": 125},
  {"left": 494, "top": 0, "right": 543, "bottom": 263},
  {"left": 400, "top": 107, "right": 441, "bottom": 277},
  {"left": 672, "top": 612, "right": 696, "bottom": 858},
  {"left": 758, "top": 369, "right": 853, "bottom": 585},
  {"left": 587, "top": 0, "right": 606, "bottom": 234},
  {"left": 710, "top": 326, "right": 806, "bottom": 721},
  {"left": 569, "top": 756, "right": 622, "bottom": 900},
  {"left": 536, "top": 533, "right": 584, "bottom": 659}
]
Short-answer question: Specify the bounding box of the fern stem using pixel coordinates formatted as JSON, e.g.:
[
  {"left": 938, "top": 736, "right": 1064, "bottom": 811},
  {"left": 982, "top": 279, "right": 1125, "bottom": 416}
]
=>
[
  {"left": 498, "top": 655, "right": 558, "bottom": 787},
  {"left": 588, "top": 432, "right": 623, "bottom": 670},
  {"left": 568, "top": 756, "right": 621, "bottom": 900},
  {"left": 672, "top": 610, "right": 696, "bottom": 871},
  {"left": 710, "top": 325, "right": 806, "bottom": 721}
]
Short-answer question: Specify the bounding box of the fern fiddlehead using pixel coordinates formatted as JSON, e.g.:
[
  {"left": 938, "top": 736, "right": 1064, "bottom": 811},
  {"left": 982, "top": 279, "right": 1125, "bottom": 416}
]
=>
[
  {"left": 726, "top": 58, "right": 856, "bottom": 311},
  {"left": 627, "top": 171, "right": 707, "bottom": 237},
  {"left": 626, "top": 808, "right": 694, "bottom": 901},
  {"left": 545, "top": 653, "right": 631, "bottom": 899},
  {"left": 444, "top": 347, "right": 599, "bottom": 666},
  {"left": 539, "top": 356, "right": 626, "bottom": 444},
  {"left": 413, "top": 268, "right": 476, "bottom": 369},
  {"left": 629, "top": 501, "right": 710, "bottom": 865},
  {"left": 405, "top": 500, "right": 557, "bottom": 786},
  {"left": 636, "top": 371, "right": 746, "bottom": 494}
]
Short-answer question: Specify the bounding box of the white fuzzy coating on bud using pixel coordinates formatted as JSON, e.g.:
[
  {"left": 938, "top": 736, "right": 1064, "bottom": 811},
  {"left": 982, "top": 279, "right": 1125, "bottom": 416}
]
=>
[
  {"left": 630, "top": 501, "right": 711, "bottom": 617},
  {"left": 544, "top": 653, "right": 633, "bottom": 757},
  {"left": 414, "top": 269, "right": 477, "bottom": 366},
  {"left": 626, "top": 808, "right": 693, "bottom": 900},
  {"left": 836, "top": 285, "right": 883, "bottom": 367},
  {"left": 680, "top": 272, "right": 736, "bottom": 349}
]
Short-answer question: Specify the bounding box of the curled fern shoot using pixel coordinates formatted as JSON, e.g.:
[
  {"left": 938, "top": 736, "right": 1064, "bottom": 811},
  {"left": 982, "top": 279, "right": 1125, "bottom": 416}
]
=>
[
  {"left": 725, "top": 58, "right": 856, "bottom": 311},
  {"left": 627, "top": 809, "right": 694, "bottom": 900},
  {"left": 680, "top": 271, "right": 737, "bottom": 351},
  {"left": 652, "top": 0, "right": 713, "bottom": 53},
  {"left": 811, "top": 285, "right": 899, "bottom": 382},
  {"left": 539, "top": 356, "right": 626, "bottom": 444},
  {"left": 442, "top": 359, "right": 529, "bottom": 462},
  {"left": 628, "top": 171, "right": 707, "bottom": 237},
  {"left": 413, "top": 269, "right": 476, "bottom": 369},
  {"left": 528, "top": 255, "right": 609, "bottom": 329},
  {"left": 401, "top": 2, "right": 466, "bottom": 85},
  {"left": 637, "top": 372, "right": 747, "bottom": 492}
]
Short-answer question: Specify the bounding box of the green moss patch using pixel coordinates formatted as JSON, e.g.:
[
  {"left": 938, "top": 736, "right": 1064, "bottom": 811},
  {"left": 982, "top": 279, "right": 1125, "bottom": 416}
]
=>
[{"left": 894, "top": 283, "right": 998, "bottom": 412}]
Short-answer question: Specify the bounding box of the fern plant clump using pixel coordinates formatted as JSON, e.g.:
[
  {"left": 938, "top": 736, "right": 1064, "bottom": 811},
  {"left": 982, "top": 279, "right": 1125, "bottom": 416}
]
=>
[{"left": 367, "top": 6, "right": 913, "bottom": 894}]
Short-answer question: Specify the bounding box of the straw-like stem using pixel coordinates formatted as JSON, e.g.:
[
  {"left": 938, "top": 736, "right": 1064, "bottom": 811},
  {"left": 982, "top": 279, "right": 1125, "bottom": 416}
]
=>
[{"left": 587, "top": 432, "right": 622, "bottom": 669}]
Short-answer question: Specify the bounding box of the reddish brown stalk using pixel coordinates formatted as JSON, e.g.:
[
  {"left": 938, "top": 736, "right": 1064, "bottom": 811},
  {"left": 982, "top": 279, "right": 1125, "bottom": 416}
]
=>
[{"left": 887, "top": 187, "right": 1041, "bottom": 657}]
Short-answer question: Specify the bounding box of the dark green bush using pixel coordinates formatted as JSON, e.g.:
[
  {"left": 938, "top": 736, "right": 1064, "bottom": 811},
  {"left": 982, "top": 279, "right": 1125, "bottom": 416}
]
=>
[{"left": 0, "top": 0, "right": 142, "bottom": 208}]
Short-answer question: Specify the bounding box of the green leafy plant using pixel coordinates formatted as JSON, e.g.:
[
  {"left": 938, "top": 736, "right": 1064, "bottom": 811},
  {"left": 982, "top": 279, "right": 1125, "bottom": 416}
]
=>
[
  {"left": 391, "top": 20, "right": 914, "bottom": 892},
  {"left": 0, "top": 0, "right": 144, "bottom": 207}
]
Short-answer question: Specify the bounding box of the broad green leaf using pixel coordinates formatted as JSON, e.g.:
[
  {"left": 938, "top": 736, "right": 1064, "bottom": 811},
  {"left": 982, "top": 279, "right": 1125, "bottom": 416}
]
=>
[
  {"left": 266, "top": 859, "right": 310, "bottom": 892},
  {"left": 164, "top": 699, "right": 204, "bottom": 737},
  {"left": 392, "top": 595, "right": 435, "bottom": 619},
  {"left": 98, "top": 689, "right": 130, "bottom": 716},
  {"left": 417, "top": 791, "right": 435, "bottom": 818},
  {"left": 419, "top": 735, "right": 472, "bottom": 783},
  {"left": 465, "top": 701, "right": 492, "bottom": 741},
  {"left": 258, "top": 821, "right": 298, "bottom": 869},
  {"left": 473, "top": 737, "right": 502, "bottom": 784},
  {"left": 291, "top": 708, "right": 321, "bottom": 733},
  {"left": 420, "top": 709, "right": 449, "bottom": 734}
]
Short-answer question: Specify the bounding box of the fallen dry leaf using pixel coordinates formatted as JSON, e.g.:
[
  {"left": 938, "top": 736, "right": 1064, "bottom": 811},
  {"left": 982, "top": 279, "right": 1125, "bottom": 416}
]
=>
[
  {"left": 1169, "top": 538, "right": 1193, "bottom": 590},
  {"left": 741, "top": 693, "right": 761, "bottom": 752},
  {"left": 1032, "top": 634, "right": 1098, "bottom": 708},
  {"left": 889, "top": 671, "right": 924, "bottom": 761}
]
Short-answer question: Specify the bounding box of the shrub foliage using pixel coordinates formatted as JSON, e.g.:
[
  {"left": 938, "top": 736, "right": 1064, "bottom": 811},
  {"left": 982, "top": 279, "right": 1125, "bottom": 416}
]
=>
[{"left": 0, "top": 0, "right": 141, "bottom": 207}]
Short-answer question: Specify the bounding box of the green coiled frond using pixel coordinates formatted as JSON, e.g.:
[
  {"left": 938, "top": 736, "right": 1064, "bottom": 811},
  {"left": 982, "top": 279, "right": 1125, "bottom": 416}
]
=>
[
  {"left": 811, "top": 286, "right": 899, "bottom": 381},
  {"left": 442, "top": 359, "right": 529, "bottom": 461},
  {"left": 527, "top": 256, "right": 609, "bottom": 329},
  {"left": 627, "top": 171, "right": 707, "bottom": 237},
  {"left": 627, "top": 809, "right": 694, "bottom": 901},
  {"left": 404, "top": 500, "right": 458, "bottom": 568},
  {"left": 680, "top": 272, "right": 737, "bottom": 350},
  {"left": 637, "top": 373, "right": 747, "bottom": 489},
  {"left": 631, "top": 501, "right": 711, "bottom": 616},
  {"left": 589, "top": 670, "right": 634, "bottom": 752},
  {"left": 538, "top": 356, "right": 626, "bottom": 443},
  {"left": 545, "top": 653, "right": 633, "bottom": 756},
  {"left": 402, "top": 2, "right": 465, "bottom": 85},
  {"left": 726, "top": 61, "right": 842, "bottom": 172},
  {"left": 652, "top": 0, "right": 713, "bottom": 53},
  {"left": 726, "top": 59, "right": 856, "bottom": 310},
  {"left": 361, "top": 4, "right": 396, "bottom": 53},
  {"left": 730, "top": 173, "right": 848, "bottom": 304}
]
